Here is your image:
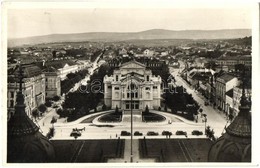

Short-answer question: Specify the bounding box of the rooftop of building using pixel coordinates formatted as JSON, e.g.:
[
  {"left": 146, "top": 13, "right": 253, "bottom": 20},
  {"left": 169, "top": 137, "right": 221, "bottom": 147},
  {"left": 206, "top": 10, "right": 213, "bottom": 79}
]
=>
[
  {"left": 217, "top": 73, "right": 236, "bottom": 82},
  {"left": 8, "top": 64, "right": 43, "bottom": 82},
  {"left": 44, "top": 60, "right": 78, "bottom": 69},
  {"left": 217, "top": 55, "right": 251, "bottom": 60}
]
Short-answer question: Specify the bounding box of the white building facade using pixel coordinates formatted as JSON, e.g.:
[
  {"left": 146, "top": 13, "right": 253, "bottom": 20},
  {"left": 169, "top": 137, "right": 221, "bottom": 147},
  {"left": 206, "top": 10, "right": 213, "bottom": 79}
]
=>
[
  {"left": 104, "top": 60, "right": 161, "bottom": 113},
  {"left": 8, "top": 65, "right": 46, "bottom": 119}
]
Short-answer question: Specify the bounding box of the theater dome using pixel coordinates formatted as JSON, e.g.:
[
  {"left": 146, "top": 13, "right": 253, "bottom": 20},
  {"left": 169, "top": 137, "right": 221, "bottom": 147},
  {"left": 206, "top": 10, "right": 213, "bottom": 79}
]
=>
[{"left": 7, "top": 65, "right": 55, "bottom": 163}]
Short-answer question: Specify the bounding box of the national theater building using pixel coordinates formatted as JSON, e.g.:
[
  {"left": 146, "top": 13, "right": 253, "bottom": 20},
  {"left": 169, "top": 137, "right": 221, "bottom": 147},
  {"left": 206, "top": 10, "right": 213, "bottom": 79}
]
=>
[{"left": 104, "top": 60, "right": 162, "bottom": 113}]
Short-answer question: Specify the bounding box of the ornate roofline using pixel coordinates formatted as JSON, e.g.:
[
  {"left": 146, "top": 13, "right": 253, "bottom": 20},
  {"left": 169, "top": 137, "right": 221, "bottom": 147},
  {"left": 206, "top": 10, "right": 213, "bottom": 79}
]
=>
[{"left": 120, "top": 60, "right": 146, "bottom": 68}]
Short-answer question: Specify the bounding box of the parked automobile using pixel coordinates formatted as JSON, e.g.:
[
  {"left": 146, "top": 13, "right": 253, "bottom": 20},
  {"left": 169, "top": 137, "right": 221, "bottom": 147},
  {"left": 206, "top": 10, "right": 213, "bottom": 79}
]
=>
[
  {"left": 121, "top": 131, "right": 131, "bottom": 136},
  {"left": 175, "top": 130, "right": 187, "bottom": 136},
  {"left": 147, "top": 131, "right": 159, "bottom": 136},
  {"left": 162, "top": 131, "right": 172, "bottom": 135},
  {"left": 134, "top": 131, "right": 143, "bottom": 136},
  {"left": 70, "top": 130, "right": 81, "bottom": 137},
  {"left": 192, "top": 130, "right": 203, "bottom": 135}
]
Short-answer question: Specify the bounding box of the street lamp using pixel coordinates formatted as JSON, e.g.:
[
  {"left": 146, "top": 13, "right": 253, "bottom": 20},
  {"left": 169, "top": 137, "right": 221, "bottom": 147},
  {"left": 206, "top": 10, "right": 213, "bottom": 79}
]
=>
[
  {"left": 130, "top": 72, "right": 134, "bottom": 163},
  {"left": 202, "top": 114, "right": 207, "bottom": 135}
]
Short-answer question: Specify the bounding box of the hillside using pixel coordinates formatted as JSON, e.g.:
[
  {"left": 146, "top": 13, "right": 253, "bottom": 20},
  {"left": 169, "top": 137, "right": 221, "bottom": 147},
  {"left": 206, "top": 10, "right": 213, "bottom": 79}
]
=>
[{"left": 8, "top": 29, "right": 251, "bottom": 47}]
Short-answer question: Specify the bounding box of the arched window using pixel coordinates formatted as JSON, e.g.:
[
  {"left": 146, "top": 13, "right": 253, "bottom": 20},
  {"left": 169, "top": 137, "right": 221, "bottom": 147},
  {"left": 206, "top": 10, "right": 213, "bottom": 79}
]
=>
[{"left": 127, "top": 83, "right": 138, "bottom": 98}]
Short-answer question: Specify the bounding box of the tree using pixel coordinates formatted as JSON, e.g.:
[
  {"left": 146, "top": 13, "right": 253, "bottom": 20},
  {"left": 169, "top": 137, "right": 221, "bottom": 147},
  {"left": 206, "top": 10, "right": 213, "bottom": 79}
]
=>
[
  {"left": 228, "top": 113, "right": 234, "bottom": 122},
  {"left": 102, "top": 104, "right": 107, "bottom": 111},
  {"left": 205, "top": 126, "right": 216, "bottom": 141},
  {"left": 164, "top": 105, "right": 167, "bottom": 112},
  {"left": 145, "top": 105, "right": 149, "bottom": 114},
  {"left": 56, "top": 108, "right": 63, "bottom": 117},
  {"left": 53, "top": 95, "right": 60, "bottom": 102},
  {"left": 38, "top": 104, "right": 47, "bottom": 113},
  {"left": 32, "top": 109, "right": 39, "bottom": 120},
  {"left": 115, "top": 105, "right": 119, "bottom": 114},
  {"left": 50, "top": 116, "right": 57, "bottom": 127},
  {"left": 45, "top": 100, "right": 52, "bottom": 107},
  {"left": 52, "top": 51, "right": 57, "bottom": 58},
  {"left": 66, "top": 73, "right": 77, "bottom": 80},
  {"left": 46, "top": 127, "right": 55, "bottom": 139}
]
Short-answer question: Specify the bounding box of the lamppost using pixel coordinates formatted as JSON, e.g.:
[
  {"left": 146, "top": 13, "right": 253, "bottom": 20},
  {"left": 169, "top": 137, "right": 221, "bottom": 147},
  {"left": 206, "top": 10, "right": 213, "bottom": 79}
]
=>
[
  {"left": 202, "top": 114, "right": 207, "bottom": 134},
  {"left": 130, "top": 72, "right": 134, "bottom": 163}
]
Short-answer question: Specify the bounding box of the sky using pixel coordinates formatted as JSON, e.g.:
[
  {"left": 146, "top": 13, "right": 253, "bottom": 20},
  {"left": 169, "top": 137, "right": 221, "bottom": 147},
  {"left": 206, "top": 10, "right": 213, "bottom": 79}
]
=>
[{"left": 7, "top": 7, "right": 252, "bottom": 39}]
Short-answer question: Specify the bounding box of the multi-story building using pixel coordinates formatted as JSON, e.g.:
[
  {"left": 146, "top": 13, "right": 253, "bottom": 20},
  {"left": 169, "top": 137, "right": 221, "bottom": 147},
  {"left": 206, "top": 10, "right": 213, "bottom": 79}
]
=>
[
  {"left": 143, "top": 49, "right": 154, "bottom": 57},
  {"left": 104, "top": 60, "right": 161, "bottom": 114},
  {"left": 226, "top": 86, "right": 251, "bottom": 117},
  {"left": 42, "top": 67, "right": 61, "bottom": 99},
  {"left": 215, "top": 73, "right": 239, "bottom": 114},
  {"left": 7, "top": 65, "right": 45, "bottom": 119},
  {"left": 216, "top": 55, "right": 251, "bottom": 69},
  {"left": 44, "top": 60, "right": 79, "bottom": 80}
]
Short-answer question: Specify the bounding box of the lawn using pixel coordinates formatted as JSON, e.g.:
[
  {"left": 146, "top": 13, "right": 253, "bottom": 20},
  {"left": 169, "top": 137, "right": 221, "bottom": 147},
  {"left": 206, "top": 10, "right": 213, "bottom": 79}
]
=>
[
  {"left": 51, "top": 139, "right": 125, "bottom": 162},
  {"left": 143, "top": 113, "right": 166, "bottom": 122},
  {"left": 139, "top": 138, "right": 212, "bottom": 162},
  {"left": 98, "top": 113, "right": 122, "bottom": 122}
]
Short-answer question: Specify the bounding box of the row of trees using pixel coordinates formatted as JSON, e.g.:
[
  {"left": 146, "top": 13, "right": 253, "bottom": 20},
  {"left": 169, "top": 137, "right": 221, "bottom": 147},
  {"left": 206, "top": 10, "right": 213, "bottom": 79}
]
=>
[
  {"left": 61, "top": 69, "right": 89, "bottom": 94},
  {"left": 31, "top": 104, "right": 48, "bottom": 120},
  {"left": 90, "top": 49, "right": 104, "bottom": 62},
  {"left": 59, "top": 63, "right": 112, "bottom": 121},
  {"left": 57, "top": 107, "right": 90, "bottom": 122},
  {"left": 163, "top": 86, "right": 200, "bottom": 121}
]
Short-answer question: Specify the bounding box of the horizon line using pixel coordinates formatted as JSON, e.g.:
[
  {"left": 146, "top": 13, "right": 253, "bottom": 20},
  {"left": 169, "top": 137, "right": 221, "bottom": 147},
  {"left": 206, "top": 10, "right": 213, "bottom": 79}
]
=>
[{"left": 9, "top": 28, "right": 252, "bottom": 40}]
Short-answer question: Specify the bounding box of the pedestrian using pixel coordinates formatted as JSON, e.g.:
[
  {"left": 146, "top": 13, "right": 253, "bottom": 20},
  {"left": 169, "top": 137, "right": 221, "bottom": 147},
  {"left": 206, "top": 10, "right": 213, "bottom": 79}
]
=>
[{"left": 116, "top": 134, "right": 117, "bottom": 138}]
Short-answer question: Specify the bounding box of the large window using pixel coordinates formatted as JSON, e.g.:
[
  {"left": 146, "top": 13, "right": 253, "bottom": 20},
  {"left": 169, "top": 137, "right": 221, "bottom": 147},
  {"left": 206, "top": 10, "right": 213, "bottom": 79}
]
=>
[
  {"left": 10, "top": 100, "right": 14, "bottom": 108},
  {"left": 10, "top": 92, "right": 14, "bottom": 98},
  {"left": 125, "top": 101, "right": 139, "bottom": 109},
  {"left": 127, "top": 83, "right": 138, "bottom": 98}
]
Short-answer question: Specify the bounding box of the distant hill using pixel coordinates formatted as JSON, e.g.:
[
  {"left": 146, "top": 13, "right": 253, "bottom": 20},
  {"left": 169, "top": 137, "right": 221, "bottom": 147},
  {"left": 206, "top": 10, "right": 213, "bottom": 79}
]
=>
[{"left": 8, "top": 29, "right": 251, "bottom": 47}]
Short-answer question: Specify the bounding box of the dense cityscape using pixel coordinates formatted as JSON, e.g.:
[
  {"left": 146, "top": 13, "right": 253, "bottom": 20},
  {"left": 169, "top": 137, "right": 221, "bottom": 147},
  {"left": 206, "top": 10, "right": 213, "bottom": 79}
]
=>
[
  {"left": 4, "top": 4, "right": 254, "bottom": 165},
  {"left": 7, "top": 35, "right": 252, "bottom": 163}
]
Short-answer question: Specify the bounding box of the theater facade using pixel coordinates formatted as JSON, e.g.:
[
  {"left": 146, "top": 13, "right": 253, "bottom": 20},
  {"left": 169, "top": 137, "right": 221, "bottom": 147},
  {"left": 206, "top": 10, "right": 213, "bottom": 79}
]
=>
[{"left": 104, "top": 60, "right": 161, "bottom": 113}]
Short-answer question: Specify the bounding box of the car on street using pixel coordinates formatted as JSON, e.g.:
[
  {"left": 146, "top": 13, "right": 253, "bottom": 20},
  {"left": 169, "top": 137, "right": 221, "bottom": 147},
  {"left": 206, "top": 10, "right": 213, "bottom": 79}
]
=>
[
  {"left": 162, "top": 131, "right": 172, "bottom": 135},
  {"left": 70, "top": 130, "right": 81, "bottom": 137},
  {"left": 192, "top": 130, "right": 203, "bottom": 136},
  {"left": 147, "top": 131, "right": 159, "bottom": 136},
  {"left": 175, "top": 130, "right": 187, "bottom": 136},
  {"left": 134, "top": 131, "right": 143, "bottom": 136},
  {"left": 121, "top": 131, "right": 131, "bottom": 136}
]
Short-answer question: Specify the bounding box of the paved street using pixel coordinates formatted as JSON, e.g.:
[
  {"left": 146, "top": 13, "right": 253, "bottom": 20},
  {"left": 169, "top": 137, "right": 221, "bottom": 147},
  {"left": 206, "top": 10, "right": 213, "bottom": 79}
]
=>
[
  {"left": 69, "top": 51, "right": 103, "bottom": 92},
  {"left": 37, "top": 108, "right": 206, "bottom": 141},
  {"left": 170, "top": 65, "right": 228, "bottom": 138}
]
